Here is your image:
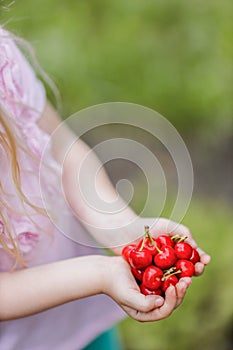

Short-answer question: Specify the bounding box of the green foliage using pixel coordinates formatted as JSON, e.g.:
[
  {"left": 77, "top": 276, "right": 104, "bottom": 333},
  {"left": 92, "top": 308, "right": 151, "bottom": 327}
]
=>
[{"left": 2, "top": 0, "right": 233, "bottom": 133}]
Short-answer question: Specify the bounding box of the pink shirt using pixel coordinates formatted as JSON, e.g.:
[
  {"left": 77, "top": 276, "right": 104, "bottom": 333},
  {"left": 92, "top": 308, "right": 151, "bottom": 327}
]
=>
[{"left": 0, "top": 27, "right": 124, "bottom": 350}]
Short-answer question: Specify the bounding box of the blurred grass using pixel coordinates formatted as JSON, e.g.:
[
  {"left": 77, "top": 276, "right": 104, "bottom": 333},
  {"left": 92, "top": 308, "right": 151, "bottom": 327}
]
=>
[
  {"left": 1, "top": 1, "right": 233, "bottom": 349},
  {"left": 2, "top": 0, "right": 233, "bottom": 135},
  {"left": 120, "top": 196, "right": 233, "bottom": 350}
]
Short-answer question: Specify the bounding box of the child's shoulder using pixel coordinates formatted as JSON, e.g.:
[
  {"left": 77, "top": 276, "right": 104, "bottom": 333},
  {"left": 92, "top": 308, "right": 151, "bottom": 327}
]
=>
[{"left": 0, "top": 26, "right": 46, "bottom": 123}]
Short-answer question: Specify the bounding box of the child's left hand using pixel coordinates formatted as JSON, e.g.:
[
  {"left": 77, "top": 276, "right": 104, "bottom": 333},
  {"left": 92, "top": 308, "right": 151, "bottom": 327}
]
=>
[{"left": 102, "top": 256, "right": 192, "bottom": 322}]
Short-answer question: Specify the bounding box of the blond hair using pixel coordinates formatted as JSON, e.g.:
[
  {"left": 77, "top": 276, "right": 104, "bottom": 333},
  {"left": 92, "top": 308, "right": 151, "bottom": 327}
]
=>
[
  {"left": 0, "top": 107, "right": 53, "bottom": 268},
  {"left": 0, "top": 28, "right": 61, "bottom": 269}
]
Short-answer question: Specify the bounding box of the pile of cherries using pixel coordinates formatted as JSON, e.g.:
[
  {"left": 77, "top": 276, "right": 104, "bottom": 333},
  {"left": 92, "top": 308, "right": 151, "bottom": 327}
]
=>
[{"left": 122, "top": 226, "right": 200, "bottom": 296}]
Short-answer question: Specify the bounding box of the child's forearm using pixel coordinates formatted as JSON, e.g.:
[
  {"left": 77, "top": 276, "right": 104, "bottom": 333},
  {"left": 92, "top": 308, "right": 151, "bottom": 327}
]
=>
[
  {"left": 62, "top": 139, "right": 137, "bottom": 250},
  {"left": 0, "top": 255, "right": 107, "bottom": 321},
  {"left": 38, "top": 103, "right": 138, "bottom": 251}
]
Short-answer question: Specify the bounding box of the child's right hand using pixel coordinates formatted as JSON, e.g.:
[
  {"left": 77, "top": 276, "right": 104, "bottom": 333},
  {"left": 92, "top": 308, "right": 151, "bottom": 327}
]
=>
[{"left": 101, "top": 256, "right": 192, "bottom": 322}]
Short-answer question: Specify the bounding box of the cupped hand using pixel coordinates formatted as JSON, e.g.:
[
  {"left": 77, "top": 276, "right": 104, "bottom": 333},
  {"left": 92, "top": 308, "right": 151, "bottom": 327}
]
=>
[
  {"left": 136, "top": 217, "right": 211, "bottom": 276},
  {"left": 102, "top": 256, "right": 191, "bottom": 322}
]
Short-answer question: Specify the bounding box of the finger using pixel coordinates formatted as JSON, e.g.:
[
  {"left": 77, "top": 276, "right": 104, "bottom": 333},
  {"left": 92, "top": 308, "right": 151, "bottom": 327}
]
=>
[
  {"left": 196, "top": 248, "right": 211, "bottom": 265},
  {"left": 164, "top": 221, "right": 197, "bottom": 247},
  {"left": 194, "top": 262, "right": 206, "bottom": 276},
  {"left": 173, "top": 224, "right": 199, "bottom": 249},
  {"left": 153, "top": 220, "right": 196, "bottom": 246},
  {"left": 177, "top": 229, "right": 211, "bottom": 265},
  {"left": 175, "top": 277, "right": 192, "bottom": 308},
  {"left": 194, "top": 251, "right": 211, "bottom": 276},
  {"left": 122, "top": 285, "right": 177, "bottom": 322},
  {"left": 167, "top": 222, "right": 211, "bottom": 265},
  {"left": 166, "top": 221, "right": 192, "bottom": 239},
  {"left": 159, "top": 285, "right": 177, "bottom": 317},
  {"left": 149, "top": 218, "right": 211, "bottom": 268},
  {"left": 121, "top": 288, "right": 164, "bottom": 313},
  {"left": 129, "top": 286, "right": 177, "bottom": 322}
]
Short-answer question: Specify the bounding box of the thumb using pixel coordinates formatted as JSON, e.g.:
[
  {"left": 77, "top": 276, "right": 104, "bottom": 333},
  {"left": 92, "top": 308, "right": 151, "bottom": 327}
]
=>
[{"left": 122, "top": 288, "right": 164, "bottom": 312}]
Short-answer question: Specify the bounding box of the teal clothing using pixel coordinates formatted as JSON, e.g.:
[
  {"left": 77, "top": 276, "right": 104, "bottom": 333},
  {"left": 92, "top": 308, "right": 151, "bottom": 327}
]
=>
[{"left": 83, "top": 328, "right": 123, "bottom": 350}]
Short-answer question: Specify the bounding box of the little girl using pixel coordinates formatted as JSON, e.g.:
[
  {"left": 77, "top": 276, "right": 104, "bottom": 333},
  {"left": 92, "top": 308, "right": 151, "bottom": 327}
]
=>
[{"left": 0, "top": 26, "right": 210, "bottom": 350}]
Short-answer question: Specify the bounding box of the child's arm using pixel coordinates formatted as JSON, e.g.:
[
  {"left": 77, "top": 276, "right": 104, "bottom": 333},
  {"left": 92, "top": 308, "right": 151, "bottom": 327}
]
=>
[
  {"left": 0, "top": 102, "right": 195, "bottom": 323},
  {"left": 0, "top": 254, "right": 191, "bottom": 321},
  {"left": 0, "top": 255, "right": 105, "bottom": 320},
  {"left": 38, "top": 102, "right": 138, "bottom": 246},
  {"left": 38, "top": 102, "right": 210, "bottom": 274}
]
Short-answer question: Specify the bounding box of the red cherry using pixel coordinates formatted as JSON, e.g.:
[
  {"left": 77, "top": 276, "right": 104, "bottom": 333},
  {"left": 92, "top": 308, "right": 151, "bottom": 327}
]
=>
[
  {"left": 162, "top": 275, "right": 178, "bottom": 292},
  {"left": 175, "top": 259, "right": 195, "bottom": 278},
  {"left": 131, "top": 267, "right": 144, "bottom": 281},
  {"left": 129, "top": 248, "right": 153, "bottom": 270},
  {"left": 156, "top": 235, "right": 174, "bottom": 247},
  {"left": 175, "top": 242, "right": 193, "bottom": 260},
  {"left": 154, "top": 245, "right": 177, "bottom": 269},
  {"left": 122, "top": 244, "right": 136, "bottom": 262},
  {"left": 190, "top": 248, "right": 200, "bottom": 264},
  {"left": 137, "top": 236, "right": 159, "bottom": 256},
  {"left": 142, "top": 266, "right": 163, "bottom": 290},
  {"left": 140, "top": 284, "right": 162, "bottom": 296}
]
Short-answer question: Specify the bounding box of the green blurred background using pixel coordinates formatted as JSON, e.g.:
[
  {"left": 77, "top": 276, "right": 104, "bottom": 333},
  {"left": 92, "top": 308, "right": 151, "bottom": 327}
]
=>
[{"left": 1, "top": 0, "right": 233, "bottom": 349}]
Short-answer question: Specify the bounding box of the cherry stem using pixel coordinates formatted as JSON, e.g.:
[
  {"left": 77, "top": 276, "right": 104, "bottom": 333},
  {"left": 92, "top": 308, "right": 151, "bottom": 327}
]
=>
[
  {"left": 171, "top": 234, "right": 180, "bottom": 241},
  {"left": 139, "top": 234, "right": 147, "bottom": 251},
  {"left": 163, "top": 267, "right": 176, "bottom": 276},
  {"left": 155, "top": 245, "right": 162, "bottom": 254},
  {"left": 162, "top": 269, "right": 182, "bottom": 281},
  {"left": 144, "top": 226, "right": 157, "bottom": 247},
  {"left": 177, "top": 235, "right": 188, "bottom": 243}
]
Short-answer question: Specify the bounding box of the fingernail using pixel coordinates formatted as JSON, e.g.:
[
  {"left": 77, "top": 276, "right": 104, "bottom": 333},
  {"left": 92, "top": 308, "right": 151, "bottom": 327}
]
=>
[
  {"left": 155, "top": 297, "right": 164, "bottom": 307},
  {"left": 180, "top": 277, "right": 192, "bottom": 285},
  {"left": 168, "top": 285, "right": 175, "bottom": 295},
  {"left": 187, "top": 279, "right": 192, "bottom": 286},
  {"left": 179, "top": 282, "right": 186, "bottom": 289}
]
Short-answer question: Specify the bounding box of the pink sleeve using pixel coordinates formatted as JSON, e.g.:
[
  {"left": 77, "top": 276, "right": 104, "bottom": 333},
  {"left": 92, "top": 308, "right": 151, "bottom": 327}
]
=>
[{"left": 0, "top": 27, "right": 46, "bottom": 124}]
